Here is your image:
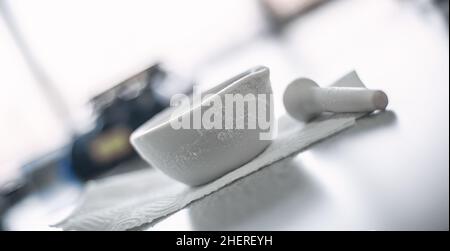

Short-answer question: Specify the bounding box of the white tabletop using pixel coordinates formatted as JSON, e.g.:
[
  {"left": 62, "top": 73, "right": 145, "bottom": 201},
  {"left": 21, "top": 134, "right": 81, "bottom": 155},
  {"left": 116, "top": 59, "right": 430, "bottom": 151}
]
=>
[
  {"left": 4, "top": 0, "right": 449, "bottom": 230},
  {"left": 149, "top": 0, "right": 449, "bottom": 230}
]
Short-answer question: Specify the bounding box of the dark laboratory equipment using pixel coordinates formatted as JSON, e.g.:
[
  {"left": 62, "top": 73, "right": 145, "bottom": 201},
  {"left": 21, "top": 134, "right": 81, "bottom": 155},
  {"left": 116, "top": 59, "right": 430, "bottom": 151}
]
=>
[{"left": 71, "top": 64, "right": 193, "bottom": 181}]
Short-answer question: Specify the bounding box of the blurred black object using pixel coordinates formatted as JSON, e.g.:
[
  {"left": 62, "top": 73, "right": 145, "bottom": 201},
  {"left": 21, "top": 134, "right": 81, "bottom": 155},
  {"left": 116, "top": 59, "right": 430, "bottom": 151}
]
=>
[
  {"left": 434, "top": 0, "right": 449, "bottom": 21},
  {"left": 71, "top": 64, "right": 192, "bottom": 181},
  {"left": 0, "top": 178, "right": 29, "bottom": 230},
  {"left": 22, "top": 147, "right": 72, "bottom": 190},
  {"left": 0, "top": 146, "right": 73, "bottom": 230}
]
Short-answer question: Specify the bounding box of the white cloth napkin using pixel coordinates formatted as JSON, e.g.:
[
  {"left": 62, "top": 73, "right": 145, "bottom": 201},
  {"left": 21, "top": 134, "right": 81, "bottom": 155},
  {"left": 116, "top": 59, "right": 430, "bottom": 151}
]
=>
[{"left": 55, "top": 72, "right": 368, "bottom": 231}]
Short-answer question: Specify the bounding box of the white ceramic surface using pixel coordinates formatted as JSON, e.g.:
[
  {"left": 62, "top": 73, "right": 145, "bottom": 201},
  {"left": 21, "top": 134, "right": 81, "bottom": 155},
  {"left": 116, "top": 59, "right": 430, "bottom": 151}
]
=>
[
  {"left": 283, "top": 77, "right": 388, "bottom": 122},
  {"left": 131, "top": 66, "right": 273, "bottom": 186}
]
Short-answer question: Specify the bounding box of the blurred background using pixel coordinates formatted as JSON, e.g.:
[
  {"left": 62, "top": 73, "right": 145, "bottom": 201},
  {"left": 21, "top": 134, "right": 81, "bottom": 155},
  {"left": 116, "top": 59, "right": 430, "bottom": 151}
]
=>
[{"left": 0, "top": 0, "right": 448, "bottom": 230}]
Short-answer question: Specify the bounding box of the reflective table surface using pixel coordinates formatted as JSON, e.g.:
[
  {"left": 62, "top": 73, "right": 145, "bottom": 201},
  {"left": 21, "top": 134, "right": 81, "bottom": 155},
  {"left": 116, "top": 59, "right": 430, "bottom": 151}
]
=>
[
  {"left": 149, "top": 0, "right": 449, "bottom": 230},
  {"left": 5, "top": 0, "right": 449, "bottom": 230}
]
